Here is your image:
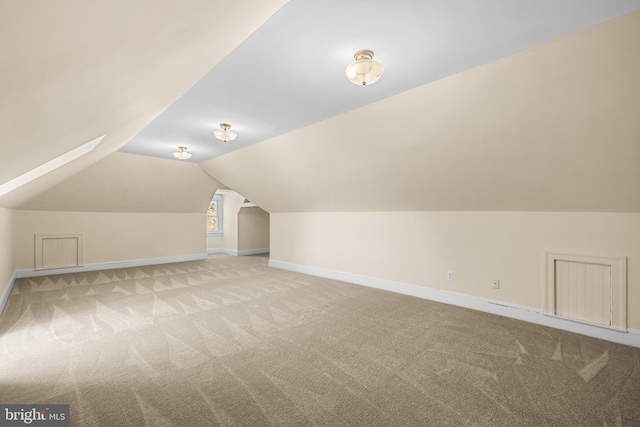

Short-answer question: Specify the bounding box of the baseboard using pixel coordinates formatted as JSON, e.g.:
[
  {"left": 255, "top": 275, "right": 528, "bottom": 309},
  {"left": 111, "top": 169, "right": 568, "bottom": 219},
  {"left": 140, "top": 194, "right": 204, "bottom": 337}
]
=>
[
  {"left": 207, "top": 248, "right": 238, "bottom": 256},
  {"left": 207, "top": 248, "right": 270, "bottom": 256},
  {"left": 268, "top": 259, "right": 640, "bottom": 349},
  {"left": 0, "top": 271, "right": 18, "bottom": 317},
  {"left": 238, "top": 248, "right": 270, "bottom": 256},
  {"left": 15, "top": 253, "right": 208, "bottom": 279}
]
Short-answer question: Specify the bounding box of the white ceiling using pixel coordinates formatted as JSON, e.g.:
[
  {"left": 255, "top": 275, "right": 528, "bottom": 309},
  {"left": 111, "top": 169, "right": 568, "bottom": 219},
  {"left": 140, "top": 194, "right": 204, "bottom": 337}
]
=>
[{"left": 120, "top": 0, "right": 640, "bottom": 162}]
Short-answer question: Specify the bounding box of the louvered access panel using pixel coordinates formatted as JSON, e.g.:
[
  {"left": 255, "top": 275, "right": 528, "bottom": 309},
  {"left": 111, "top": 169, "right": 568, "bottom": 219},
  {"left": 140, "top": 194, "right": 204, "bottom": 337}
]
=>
[
  {"left": 544, "top": 252, "right": 626, "bottom": 331},
  {"left": 35, "top": 234, "right": 82, "bottom": 270},
  {"left": 554, "top": 260, "right": 612, "bottom": 327}
]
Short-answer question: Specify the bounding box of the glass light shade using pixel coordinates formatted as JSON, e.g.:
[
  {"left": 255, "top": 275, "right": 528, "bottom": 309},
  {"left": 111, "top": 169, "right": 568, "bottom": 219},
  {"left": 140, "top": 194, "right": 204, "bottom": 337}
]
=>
[
  {"left": 213, "top": 123, "right": 237, "bottom": 142},
  {"left": 173, "top": 146, "right": 192, "bottom": 160},
  {"left": 345, "top": 50, "right": 384, "bottom": 86}
]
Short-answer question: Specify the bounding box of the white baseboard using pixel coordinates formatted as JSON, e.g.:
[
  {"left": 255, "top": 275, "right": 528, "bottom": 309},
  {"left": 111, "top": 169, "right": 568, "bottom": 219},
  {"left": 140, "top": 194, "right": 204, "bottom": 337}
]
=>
[
  {"left": 238, "top": 248, "right": 270, "bottom": 256},
  {"left": 15, "top": 253, "right": 208, "bottom": 279},
  {"left": 0, "top": 270, "right": 18, "bottom": 317},
  {"left": 268, "top": 259, "right": 640, "bottom": 349},
  {"left": 207, "top": 248, "right": 238, "bottom": 256},
  {"left": 207, "top": 248, "right": 270, "bottom": 256}
]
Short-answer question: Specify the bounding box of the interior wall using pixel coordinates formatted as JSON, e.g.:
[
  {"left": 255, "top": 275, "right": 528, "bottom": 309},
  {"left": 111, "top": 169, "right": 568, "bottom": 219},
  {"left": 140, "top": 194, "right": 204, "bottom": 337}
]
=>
[
  {"left": 14, "top": 211, "right": 205, "bottom": 270},
  {"left": 238, "top": 207, "right": 270, "bottom": 251},
  {"left": 0, "top": 207, "right": 14, "bottom": 294},
  {"left": 271, "top": 211, "right": 640, "bottom": 329},
  {"left": 207, "top": 192, "right": 244, "bottom": 251}
]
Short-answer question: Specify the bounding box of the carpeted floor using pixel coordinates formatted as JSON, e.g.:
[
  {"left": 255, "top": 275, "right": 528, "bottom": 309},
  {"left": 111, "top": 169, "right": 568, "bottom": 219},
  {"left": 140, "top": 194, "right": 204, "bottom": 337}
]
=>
[{"left": 0, "top": 254, "right": 639, "bottom": 426}]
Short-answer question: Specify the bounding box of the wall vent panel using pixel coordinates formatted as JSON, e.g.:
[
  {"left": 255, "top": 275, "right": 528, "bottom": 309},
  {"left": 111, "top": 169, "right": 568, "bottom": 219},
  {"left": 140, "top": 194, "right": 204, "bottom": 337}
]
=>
[
  {"left": 544, "top": 251, "right": 626, "bottom": 331},
  {"left": 35, "top": 234, "right": 82, "bottom": 270}
]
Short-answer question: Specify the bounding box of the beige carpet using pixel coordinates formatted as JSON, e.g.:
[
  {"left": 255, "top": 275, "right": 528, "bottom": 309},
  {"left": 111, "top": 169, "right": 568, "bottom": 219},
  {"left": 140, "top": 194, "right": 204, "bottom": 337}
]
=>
[{"left": 1, "top": 254, "right": 639, "bottom": 426}]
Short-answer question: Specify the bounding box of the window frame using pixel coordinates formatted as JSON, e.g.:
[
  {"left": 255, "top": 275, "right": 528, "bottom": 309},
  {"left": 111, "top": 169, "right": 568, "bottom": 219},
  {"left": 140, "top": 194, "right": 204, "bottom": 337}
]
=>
[{"left": 206, "top": 194, "right": 223, "bottom": 237}]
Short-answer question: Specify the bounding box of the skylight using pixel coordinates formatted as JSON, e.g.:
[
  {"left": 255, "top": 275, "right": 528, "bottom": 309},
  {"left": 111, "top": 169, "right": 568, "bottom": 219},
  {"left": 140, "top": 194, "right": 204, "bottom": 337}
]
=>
[{"left": 0, "top": 135, "right": 105, "bottom": 197}]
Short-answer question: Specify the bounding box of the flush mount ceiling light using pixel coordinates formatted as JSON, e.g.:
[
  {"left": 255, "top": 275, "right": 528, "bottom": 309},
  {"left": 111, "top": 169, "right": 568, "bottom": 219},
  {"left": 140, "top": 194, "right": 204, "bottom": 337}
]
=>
[
  {"left": 345, "top": 49, "right": 384, "bottom": 86},
  {"left": 173, "top": 146, "right": 192, "bottom": 160},
  {"left": 213, "top": 123, "right": 237, "bottom": 142}
]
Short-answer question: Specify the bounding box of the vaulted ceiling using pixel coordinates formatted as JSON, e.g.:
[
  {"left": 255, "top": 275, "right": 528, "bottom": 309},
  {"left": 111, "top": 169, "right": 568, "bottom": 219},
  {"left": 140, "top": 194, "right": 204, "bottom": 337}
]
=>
[
  {"left": 0, "top": 0, "right": 287, "bottom": 210},
  {"left": 1, "top": 1, "right": 639, "bottom": 213},
  {"left": 121, "top": 0, "right": 640, "bottom": 163}
]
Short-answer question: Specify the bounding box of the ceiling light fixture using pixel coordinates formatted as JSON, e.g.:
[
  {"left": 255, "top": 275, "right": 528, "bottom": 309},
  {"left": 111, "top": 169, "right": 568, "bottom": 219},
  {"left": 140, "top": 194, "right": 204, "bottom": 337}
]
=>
[
  {"left": 173, "top": 146, "right": 192, "bottom": 160},
  {"left": 213, "top": 123, "right": 237, "bottom": 142},
  {"left": 345, "top": 49, "right": 384, "bottom": 86}
]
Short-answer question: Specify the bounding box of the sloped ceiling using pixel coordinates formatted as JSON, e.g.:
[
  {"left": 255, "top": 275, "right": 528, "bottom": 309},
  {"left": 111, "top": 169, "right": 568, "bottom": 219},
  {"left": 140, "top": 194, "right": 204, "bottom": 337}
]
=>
[
  {"left": 0, "top": 0, "right": 287, "bottom": 209},
  {"left": 2, "top": 2, "right": 639, "bottom": 214},
  {"left": 200, "top": 11, "right": 640, "bottom": 213},
  {"left": 121, "top": 0, "right": 640, "bottom": 163},
  {"left": 19, "top": 152, "right": 223, "bottom": 213}
]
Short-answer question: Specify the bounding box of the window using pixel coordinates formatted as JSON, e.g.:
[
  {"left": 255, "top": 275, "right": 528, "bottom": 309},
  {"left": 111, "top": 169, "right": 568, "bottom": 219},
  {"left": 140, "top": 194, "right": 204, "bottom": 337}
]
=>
[{"left": 206, "top": 194, "right": 223, "bottom": 236}]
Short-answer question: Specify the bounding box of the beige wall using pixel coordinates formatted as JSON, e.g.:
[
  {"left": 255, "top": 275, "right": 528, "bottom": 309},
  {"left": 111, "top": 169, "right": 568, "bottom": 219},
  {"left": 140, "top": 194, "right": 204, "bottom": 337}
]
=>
[
  {"left": 0, "top": 207, "right": 14, "bottom": 294},
  {"left": 202, "top": 12, "right": 640, "bottom": 214},
  {"left": 206, "top": 192, "right": 244, "bottom": 251},
  {"left": 238, "top": 207, "right": 270, "bottom": 251},
  {"left": 271, "top": 212, "right": 640, "bottom": 329},
  {"left": 14, "top": 211, "right": 205, "bottom": 269}
]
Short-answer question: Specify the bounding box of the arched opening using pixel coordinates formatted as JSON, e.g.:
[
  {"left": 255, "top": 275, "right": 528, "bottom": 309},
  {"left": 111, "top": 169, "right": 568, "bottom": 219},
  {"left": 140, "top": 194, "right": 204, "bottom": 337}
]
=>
[{"left": 206, "top": 189, "right": 269, "bottom": 256}]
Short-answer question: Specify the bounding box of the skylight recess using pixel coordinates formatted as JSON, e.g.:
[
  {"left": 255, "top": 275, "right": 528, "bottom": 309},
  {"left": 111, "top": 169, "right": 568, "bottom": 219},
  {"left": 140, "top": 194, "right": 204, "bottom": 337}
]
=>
[{"left": 0, "top": 135, "right": 105, "bottom": 197}]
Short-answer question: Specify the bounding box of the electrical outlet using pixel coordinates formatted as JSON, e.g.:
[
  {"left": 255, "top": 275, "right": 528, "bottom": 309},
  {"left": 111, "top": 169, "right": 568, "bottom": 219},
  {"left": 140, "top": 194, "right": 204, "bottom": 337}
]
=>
[
  {"left": 300, "top": 250, "right": 305, "bottom": 258},
  {"left": 447, "top": 271, "right": 454, "bottom": 281},
  {"left": 492, "top": 279, "right": 500, "bottom": 289},
  {"left": 157, "top": 245, "right": 162, "bottom": 252}
]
